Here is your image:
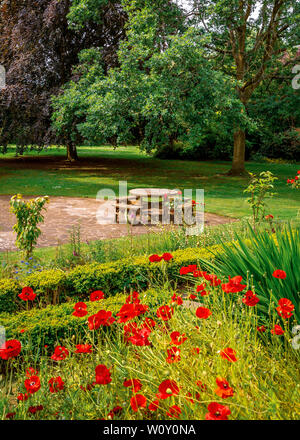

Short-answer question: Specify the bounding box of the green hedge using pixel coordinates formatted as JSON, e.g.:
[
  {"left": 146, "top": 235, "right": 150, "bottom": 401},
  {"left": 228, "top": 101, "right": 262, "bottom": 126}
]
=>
[
  {"left": 0, "top": 245, "right": 223, "bottom": 313},
  {"left": 0, "top": 295, "right": 126, "bottom": 352},
  {"left": 0, "top": 287, "right": 169, "bottom": 353},
  {"left": 0, "top": 278, "right": 20, "bottom": 313}
]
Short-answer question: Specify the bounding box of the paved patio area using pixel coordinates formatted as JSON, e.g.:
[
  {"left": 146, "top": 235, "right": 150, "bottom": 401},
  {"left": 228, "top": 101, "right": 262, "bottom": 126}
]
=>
[{"left": 0, "top": 195, "right": 237, "bottom": 252}]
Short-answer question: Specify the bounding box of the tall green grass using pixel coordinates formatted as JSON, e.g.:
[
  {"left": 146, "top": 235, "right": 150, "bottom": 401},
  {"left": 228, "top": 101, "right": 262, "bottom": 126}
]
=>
[{"left": 198, "top": 223, "right": 300, "bottom": 322}]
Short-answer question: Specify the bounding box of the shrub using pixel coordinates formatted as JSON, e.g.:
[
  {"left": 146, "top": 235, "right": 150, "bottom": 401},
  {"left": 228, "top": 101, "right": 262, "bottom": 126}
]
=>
[
  {"left": 0, "top": 287, "right": 166, "bottom": 352},
  {"left": 198, "top": 224, "right": 300, "bottom": 322},
  {"left": 0, "top": 294, "right": 126, "bottom": 352},
  {"left": 25, "top": 269, "right": 67, "bottom": 305},
  {"left": 1, "top": 244, "right": 224, "bottom": 312},
  {"left": 9, "top": 195, "right": 49, "bottom": 259},
  {"left": 0, "top": 278, "right": 19, "bottom": 313}
]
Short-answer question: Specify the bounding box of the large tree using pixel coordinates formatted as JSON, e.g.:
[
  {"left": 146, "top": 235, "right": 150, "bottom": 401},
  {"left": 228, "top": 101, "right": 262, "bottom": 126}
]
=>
[
  {"left": 185, "top": 0, "right": 300, "bottom": 174},
  {"left": 0, "top": 0, "right": 126, "bottom": 160},
  {"left": 52, "top": 0, "right": 248, "bottom": 157}
]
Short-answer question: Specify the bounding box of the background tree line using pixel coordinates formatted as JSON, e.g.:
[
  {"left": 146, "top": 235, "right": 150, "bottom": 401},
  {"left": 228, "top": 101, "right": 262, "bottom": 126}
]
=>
[{"left": 0, "top": 0, "right": 299, "bottom": 174}]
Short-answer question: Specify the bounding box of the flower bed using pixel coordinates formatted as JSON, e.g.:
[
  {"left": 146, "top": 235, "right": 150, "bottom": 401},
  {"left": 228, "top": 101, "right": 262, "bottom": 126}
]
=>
[
  {"left": 0, "top": 244, "right": 224, "bottom": 313},
  {"left": 0, "top": 276, "right": 299, "bottom": 420}
]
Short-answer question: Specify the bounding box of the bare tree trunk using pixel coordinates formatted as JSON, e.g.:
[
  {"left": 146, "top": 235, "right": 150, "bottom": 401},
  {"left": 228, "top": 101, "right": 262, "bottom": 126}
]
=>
[
  {"left": 228, "top": 129, "right": 247, "bottom": 175},
  {"left": 66, "top": 143, "right": 79, "bottom": 161}
]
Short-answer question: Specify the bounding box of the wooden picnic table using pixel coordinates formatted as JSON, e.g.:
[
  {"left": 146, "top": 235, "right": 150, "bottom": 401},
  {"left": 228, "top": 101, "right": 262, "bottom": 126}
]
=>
[
  {"left": 129, "top": 188, "right": 181, "bottom": 200},
  {"left": 114, "top": 188, "right": 192, "bottom": 225}
]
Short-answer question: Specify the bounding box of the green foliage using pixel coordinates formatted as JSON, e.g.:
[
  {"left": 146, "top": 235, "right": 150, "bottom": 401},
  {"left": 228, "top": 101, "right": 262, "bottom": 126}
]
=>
[
  {"left": 200, "top": 224, "right": 300, "bottom": 323},
  {"left": 0, "top": 294, "right": 126, "bottom": 352},
  {"left": 25, "top": 269, "right": 67, "bottom": 306},
  {"left": 52, "top": 1, "right": 248, "bottom": 153},
  {"left": 1, "top": 283, "right": 300, "bottom": 419},
  {"left": 0, "top": 245, "right": 223, "bottom": 312},
  {"left": 247, "top": 84, "right": 300, "bottom": 161},
  {"left": 0, "top": 279, "right": 19, "bottom": 313},
  {"left": 9, "top": 195, "right": 49, "bottom": 259},
  {"left": 244, "top": 171, "right": 278, "bottom": 223}
]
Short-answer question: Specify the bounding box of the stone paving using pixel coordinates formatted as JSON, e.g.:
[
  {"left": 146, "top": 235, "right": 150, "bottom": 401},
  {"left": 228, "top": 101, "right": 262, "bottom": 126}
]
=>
[{"left": 0, "top": 195, "right": 237, "bottom": 252}]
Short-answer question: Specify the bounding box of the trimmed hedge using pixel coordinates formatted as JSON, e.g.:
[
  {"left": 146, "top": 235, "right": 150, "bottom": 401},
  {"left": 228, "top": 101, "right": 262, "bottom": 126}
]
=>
[
  {"left": 0, "top": 295, "right": 125, "bottom": 351},
  {"left": 0, "top": 244, "right": 223, "bottom": 313},
  {"left": 0, "top": 278, "right": 19, "bottom": 313},
  {"left": 0, "top": 288, "right": 168, "bottom": 352}
]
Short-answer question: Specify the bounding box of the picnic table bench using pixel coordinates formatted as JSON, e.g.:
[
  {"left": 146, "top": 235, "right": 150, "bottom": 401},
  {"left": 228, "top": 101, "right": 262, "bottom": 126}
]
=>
[{"left": 113, "top": 188, "right": 194, "bottom": 225}]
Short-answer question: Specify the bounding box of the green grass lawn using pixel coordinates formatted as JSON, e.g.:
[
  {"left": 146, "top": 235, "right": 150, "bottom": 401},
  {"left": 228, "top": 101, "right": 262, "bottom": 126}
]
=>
[{"left": 0, "top": 145, "right": 299, "bottom": 220}]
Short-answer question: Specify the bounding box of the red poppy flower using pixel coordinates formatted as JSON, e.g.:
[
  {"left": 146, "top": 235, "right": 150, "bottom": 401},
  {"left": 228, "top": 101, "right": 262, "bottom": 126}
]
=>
[
  {"left": 126, "top": 291, "right": 140, "bottom": 304},
  {"left": 200, "top": 290, "right": 210, "bottom": 297},
  {"left": 148, "top": 400, "right": 159, "bottom": 411},
  {"left": 205, "top": 274, "right": 221, "bottom": 286},
  {"left": 179, "top": 265, "right": 197, "bottom": 275},
  {"left": 162, "top": 252, "right": 173, "bottom": 261},
  {"left": 90, "top": 290, "right": 105, "bottom": 301},
  {"left": 24, "top": 375, "right": 41, "bottom": 394},
  {"left": 26, "top": 367, "right": 38, "bottom": 377},
  {"left": 130, "top": 394, "right": 147, "bottom": 412},
  {"left": 257, "top": 325, "right": 266, "bottom": 333},
  {"left": 127, "top": 327, "right": 152, "bottom": 346},
  {"left": 265, "top": 214, "right": 274, "bottom": 219},
  {"left": 123, "top": 378, "right": 142, "bottom": 393},
  {"left": 191, "top": 347, "right": 200, "bottom": 355},
  {"left": 72, "top": 302, "right": 88, "bottom": 317},
  {"left": 272, "top": 269, "right": 286, "bottom": 279},
  {"left": 193, "top": 270, "right": 207, "bottom": 278},
  {"left": 0, "top": 339, "right": 21, "bottom": 360},
  {"left": 215, "top": 378, "right": 234, "bottom": 399},
  {"left": 170, "top": 331, "right": 187, "bottom": 346},
  {"left": 222, "top": 276, "right": 246, "bottom": 293},
  {"left": 88, "top": 310, "right": 116, "bottom": 329},
  {"left": 51, "top": 346, "right": 69, "bottom": 361},
  {"left": 271, "top": 324, "right": 285, "bottom": 335},
  {"left": 6, "top": 412, "right": 16, "bottom": 419},
  {"left": 196, "top": 283, "right": 206, "bottom": 292},
  {"left": 143, "top": 317, "right": 156, "bottom": 329},
  {"left": 28, "top": 405, "right": 43, "bottom": 414},
  {"left": 196, "top": 306, "right": 212, "bottom": 319},
  {"left": 95, "top": 365, "right": 112, "bottom": 385},
  {"left": 149, "top": 254, "right": 162, "bottom": 262},
  {"left": 18, "top": 286, "right": 36, "bottom": 301},
  {"left": 171, "top": 293, "right": 183, "bottom": 305},
  {"left": 166, "top": 346, "right": 181, "bottom": 363},
  {"left": 156, "top": 379, "right": 179, "bottom": 399},
  {"left": 189, "top": 294, "right": 197, "bottom": 300},
  {"left": 156, "top": 305, "right": 174, "bottom": 321},
  {"left": 49, "top": 376, "right": 65, "bottom": 393},
  {"left": 166, "top": 405, "right": 181, "bottom": 419},
  {"left": 17, "top": 393, "right": 29, "bottom": 401},
  {"left": 242, "top": 290, "right": 260, "bottom": 306},
  {"left": 116, "top": 303, "right": 148, "bottom": 323},
  {"left": 75, "top": 344, "right": 93, "bottom": 354},
  {"left": 220, "top": 347, "right": 238, "bottom": 362},
  {"left": 276, "top": 298, "right": 294, "bottom": 319},
  {"left": 205, "top": 402, "right": 231, "bottom": 420}
]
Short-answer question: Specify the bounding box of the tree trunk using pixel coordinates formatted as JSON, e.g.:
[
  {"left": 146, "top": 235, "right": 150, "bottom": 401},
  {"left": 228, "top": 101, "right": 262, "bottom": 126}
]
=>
[
  {"left": 228, "top": 128, "right": 247, "bottom": 175},
  {"left": 66, "top": 143, "right": 79, "bottom": 161}
]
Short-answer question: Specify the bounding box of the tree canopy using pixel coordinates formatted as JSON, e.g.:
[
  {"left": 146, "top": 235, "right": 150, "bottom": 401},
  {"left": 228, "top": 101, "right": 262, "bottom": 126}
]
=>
[{"left": 0, "top": 0, "right": 126, "bottom": 159}]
